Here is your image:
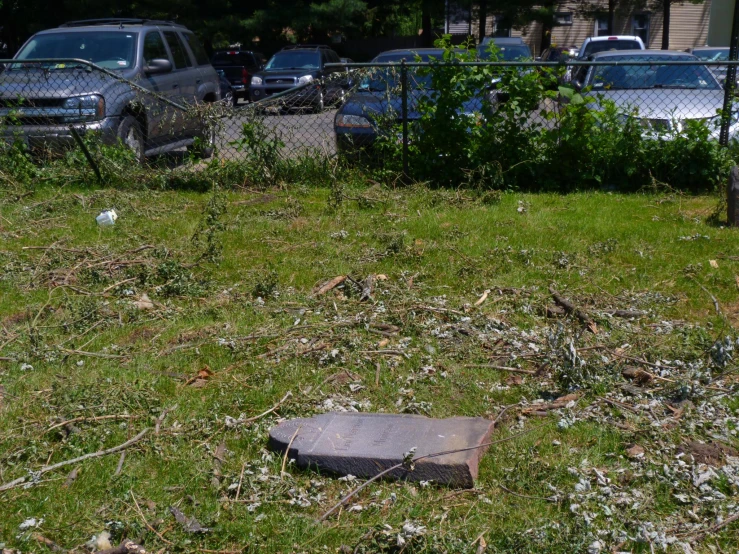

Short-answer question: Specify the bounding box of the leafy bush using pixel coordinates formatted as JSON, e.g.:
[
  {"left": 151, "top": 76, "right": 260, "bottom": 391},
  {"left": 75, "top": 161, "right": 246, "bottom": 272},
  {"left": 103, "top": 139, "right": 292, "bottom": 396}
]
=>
[{"left": 368, "top": 36, "right": 735, "bottom": 192}]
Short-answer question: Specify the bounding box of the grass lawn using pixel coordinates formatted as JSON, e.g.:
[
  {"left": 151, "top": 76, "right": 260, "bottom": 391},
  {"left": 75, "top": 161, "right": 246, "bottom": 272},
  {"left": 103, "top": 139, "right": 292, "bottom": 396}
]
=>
[{"left": 0, "top": 184, "right": 738, "bottom": 553}]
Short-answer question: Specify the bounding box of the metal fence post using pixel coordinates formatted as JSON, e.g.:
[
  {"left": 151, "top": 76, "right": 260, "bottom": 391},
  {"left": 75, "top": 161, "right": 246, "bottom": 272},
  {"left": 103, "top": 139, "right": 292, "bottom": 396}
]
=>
[
  {"left": 720, "top": 0, "right": 739, "bottom": 146},
  {"left": 401, "top": 59, "right": 409, "bottom": 176}
]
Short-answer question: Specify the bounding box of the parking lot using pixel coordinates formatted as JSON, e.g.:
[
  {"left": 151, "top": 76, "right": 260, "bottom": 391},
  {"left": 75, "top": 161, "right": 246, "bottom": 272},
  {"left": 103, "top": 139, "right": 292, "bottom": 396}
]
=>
[{"left": 218, "top": 102, "right": 339, "bottom": 158}]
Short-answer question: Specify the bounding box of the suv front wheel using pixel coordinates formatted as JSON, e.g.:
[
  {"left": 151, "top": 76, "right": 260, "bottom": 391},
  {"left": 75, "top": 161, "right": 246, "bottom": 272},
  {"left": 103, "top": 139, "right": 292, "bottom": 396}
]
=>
[{"left": 117, "top": 115, "right": 145, "bottom": 164}]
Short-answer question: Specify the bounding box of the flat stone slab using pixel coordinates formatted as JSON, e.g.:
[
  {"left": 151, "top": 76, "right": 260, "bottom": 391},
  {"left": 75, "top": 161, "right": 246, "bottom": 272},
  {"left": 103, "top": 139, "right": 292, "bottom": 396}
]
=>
[{"left": 268, "top": 412, "right": 495, "bottom": 487}]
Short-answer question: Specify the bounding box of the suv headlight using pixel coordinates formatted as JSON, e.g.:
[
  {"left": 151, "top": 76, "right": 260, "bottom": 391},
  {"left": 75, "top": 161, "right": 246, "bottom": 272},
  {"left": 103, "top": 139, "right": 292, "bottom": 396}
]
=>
[
  {"left": 298, "top": 75, "right": 314, "bottom": 85},
  {"left": 251, "top": 76, "right": 263, "bottom": 86},
  {"left": 62, "top": 94, "right": 105, "bottom": 122},
  {"left": 335, "top": 114, "right": 371, "bottom": 128}
]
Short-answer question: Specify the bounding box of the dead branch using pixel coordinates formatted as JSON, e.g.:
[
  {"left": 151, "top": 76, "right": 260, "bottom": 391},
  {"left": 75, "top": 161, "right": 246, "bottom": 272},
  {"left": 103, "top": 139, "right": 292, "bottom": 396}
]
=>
[
  {"left": 549, "top": 285, "right": 596, "bottom": 332},
  {"left": 155, "top": 405, "right": 177, "bottom": 435},
  {"left": 314, "top": 275, "right": 346, "bottom": 296},
  {"left": 0, "top": 428, "right": 149, "bottom": 492},
  {"left": 608, "top": 309, "right": 647, "bottom": 319},
  {"left": 96, "top": 540, "right": 148, "bottom": 554},
  {"left": 360, "top": 274, "right": 375, "bottom": 302},
  {"left": 131, "top": 490, "right": 173, "bottom": 545},
  {"left": 46, "top": 414, "right": 138, "bottom": 434},
  {"left": 59, "top": 348, "right": 128, "bottom": 359},
  {"left": 463, "top": 364, "right": 535, "bottom": 375}
]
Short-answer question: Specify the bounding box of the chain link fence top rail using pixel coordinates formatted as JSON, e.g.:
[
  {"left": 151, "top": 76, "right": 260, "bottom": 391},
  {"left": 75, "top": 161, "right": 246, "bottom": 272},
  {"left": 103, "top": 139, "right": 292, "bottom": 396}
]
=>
[{"left": 1, "top": 57, "right": 738, "bottom": 182}]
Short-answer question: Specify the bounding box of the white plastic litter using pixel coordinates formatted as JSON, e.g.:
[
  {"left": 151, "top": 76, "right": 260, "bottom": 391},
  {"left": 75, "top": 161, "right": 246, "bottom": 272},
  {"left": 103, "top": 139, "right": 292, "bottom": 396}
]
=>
[{"left": 96, "top": 209, "right": 118, "bottom": 226}]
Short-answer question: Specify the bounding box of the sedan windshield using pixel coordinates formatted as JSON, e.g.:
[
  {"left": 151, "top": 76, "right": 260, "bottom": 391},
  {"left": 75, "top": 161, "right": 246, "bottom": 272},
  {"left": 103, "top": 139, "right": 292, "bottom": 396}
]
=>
[
  {"left": 265, "top": 52, "right": 320, "bottom": 70},
  {"left": 587, "top": 56, "right": 720, "bottom": 90},
  {"left": 360, "top": 68, "right": 433, "bottom": 92},
  {"left": 477, "top": 44, "right": 532, "bottom": 60},
  {"left": 15, "top": 31, "right": 137, "bottom": 70},
  {"left": 692, "top": 49, "right": 729, "bottom": 61}
]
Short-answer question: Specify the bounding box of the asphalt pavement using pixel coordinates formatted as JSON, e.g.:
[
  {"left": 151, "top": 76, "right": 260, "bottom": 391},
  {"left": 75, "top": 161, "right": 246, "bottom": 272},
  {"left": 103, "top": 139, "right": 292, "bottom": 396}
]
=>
[{"left": 218, "top": 104, "right": 338, "bottom": 159}]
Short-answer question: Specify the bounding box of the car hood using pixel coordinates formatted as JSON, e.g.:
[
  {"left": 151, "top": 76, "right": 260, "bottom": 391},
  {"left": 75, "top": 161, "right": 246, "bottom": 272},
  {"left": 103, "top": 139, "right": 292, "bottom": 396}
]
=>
[
  {"left": 0, "top": 67, "right": 135, "bottom": 99},
  {"left": 253, "top": 68, "right": 320, "bottom": 80},
  {"left": 592, "top": 88, "right": 724, "bottom": 120},
  {"left": 339, "top": 90, "right": 485, "bottom": 121}
]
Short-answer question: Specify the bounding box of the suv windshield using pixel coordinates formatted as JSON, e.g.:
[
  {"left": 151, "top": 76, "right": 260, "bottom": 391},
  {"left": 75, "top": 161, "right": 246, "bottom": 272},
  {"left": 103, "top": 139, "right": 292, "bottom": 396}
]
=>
[
  {"left": 587, "top": 56, "right": 720, "bottom": 90},
  {"left": 15, "top": 31, "right": 137, "bottom": 70},
  {"left": 581, "top": 40, "right": 641, "bottom": 57},
  {"left": 265, "top": 52, "right": 320, "bottom": 70}
]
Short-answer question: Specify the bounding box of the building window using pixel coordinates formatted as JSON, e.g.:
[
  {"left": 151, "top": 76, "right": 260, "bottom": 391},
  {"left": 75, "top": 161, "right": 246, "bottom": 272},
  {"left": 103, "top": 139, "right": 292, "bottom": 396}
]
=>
[
  {"left": 554, "top": 12, "right": 573, "bottom": 26},
  {"left": 632, "top": 14, "right": 650, "bottom": 46},
  {"left": 493, "top": 15, "right": 512, "bottom": 37},
  {"left": 595, "top": 14, "right": 610, "bottom": 36}
]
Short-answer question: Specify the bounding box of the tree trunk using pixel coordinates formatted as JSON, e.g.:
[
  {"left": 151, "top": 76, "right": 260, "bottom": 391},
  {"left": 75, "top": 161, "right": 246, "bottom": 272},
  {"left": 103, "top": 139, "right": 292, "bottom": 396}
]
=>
[
  {"left": 608, "top": 0, "right": 615, "bottom": 34},
  {"left": 661, "top": 0, "right": 670, "bottom": 50},
  {"left": 478, "top": 0, "right": 487, "bottom": 43},
  {"left": 422, "top": 0, "right": 432, "bottom": 47}
]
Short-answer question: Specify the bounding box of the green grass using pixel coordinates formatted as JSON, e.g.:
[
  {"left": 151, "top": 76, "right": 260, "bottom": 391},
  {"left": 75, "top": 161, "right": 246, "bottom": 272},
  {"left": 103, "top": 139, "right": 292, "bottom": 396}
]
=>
[{"left": 0, "top": 184, "right": 738, "bottom": 553}]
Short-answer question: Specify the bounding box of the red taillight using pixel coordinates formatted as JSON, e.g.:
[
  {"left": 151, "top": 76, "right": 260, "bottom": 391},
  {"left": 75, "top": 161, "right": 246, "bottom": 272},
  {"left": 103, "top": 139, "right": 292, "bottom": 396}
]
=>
[
  {"left": 242, "top": 68, "right": 249, "bottom": 84},
  {"left": 228, "top": 50, "right": 237, "bottom": 54},
  {"left": 608, "top": 36, "right": 618, "bottom": 40}
]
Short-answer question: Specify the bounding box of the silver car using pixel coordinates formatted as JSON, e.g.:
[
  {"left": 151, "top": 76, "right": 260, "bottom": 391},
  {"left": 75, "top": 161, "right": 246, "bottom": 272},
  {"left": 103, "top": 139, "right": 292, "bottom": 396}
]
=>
[
  {"left": 0, "top": 18, "right": 220, "bottom": 162},
  {"left": 571, "top": 50, "right": 733, "bottom": 139}
]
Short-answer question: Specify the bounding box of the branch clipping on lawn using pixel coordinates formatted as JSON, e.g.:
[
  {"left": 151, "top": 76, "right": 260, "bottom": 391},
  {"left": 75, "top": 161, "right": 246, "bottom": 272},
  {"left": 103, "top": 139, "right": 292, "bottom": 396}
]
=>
[{"left": 0, "top": 428, "right": 149, "bottom": 492}]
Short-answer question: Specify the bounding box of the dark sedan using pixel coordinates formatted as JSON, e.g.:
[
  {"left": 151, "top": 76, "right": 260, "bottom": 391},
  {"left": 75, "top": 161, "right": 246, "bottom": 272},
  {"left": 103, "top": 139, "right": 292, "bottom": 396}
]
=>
[{"left": 334, "top": 48, "right": 486, "bottom": 154}]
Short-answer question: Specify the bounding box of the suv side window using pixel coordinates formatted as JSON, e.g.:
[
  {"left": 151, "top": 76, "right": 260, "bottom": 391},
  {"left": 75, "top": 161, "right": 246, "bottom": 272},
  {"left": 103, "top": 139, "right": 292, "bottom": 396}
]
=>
[
  {"left": 182, "top": 32, "right": 209, "bottom": 66},
  {"left": 143, "top": 31, "right": 169, "bottom": 64},
  {"left": 163, "top": 30, "right": 192, "bottom": 69}
]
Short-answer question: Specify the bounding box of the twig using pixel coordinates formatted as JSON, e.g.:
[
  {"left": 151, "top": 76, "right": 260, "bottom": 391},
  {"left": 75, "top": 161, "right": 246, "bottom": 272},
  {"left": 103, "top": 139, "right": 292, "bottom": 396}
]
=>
[
  {"left": 240, "top": 391, "right": 292, "bottom": 424},
  {"left": 375, "top": 362, "right": 381, "bottom": 386},
  {"left": 96, "top": 539, "right": 147, "bottom": 554},
  {"left": 59, "top": 348, "right": 127, "bottom": 359},
  {"left": 0, "top": 428, "right": 149, "bottom": 492},
  {"left": 46, "top": 414, "right": 137, "bottom": 433},
  {"left": 280, "top": 425, "right": 301, "bottom": 479},
  {"left": 319, "top": 407, "right": 537, "bottom": 522},
  {"left": 549, "top": 285, "right": 596, "bottom": 331},
  {"left": 689, "top": 276, "right": 722, "bottom": 315},
  {"left": 102, "top": 277, "right": 138, "bottom": 294},
  {"left": 33, "top": 533, "right": 64, "bottom": 552},
  {"left": 463, "top": 364, "right": 535, "bottom": 375},
  {"left": 131, "top": 490, "right": 173, "bottom": 545},
  {"left": 155, "top": 405, "right": 177, "bottom": 436},
  {"left": 235, "top": 462, "right": 247, "bottom": 501},
  {"left": 115, "top": 451, "right": 126, "bottom": 476},
  {"left": 357, "top": 350, "right": 409, "bottom": 358},
  {"left": 690, "top": 510, "right": 739, "bottom": 543},
  {"left": 610, "top": 351, "right": 677, "bottom": 371}
]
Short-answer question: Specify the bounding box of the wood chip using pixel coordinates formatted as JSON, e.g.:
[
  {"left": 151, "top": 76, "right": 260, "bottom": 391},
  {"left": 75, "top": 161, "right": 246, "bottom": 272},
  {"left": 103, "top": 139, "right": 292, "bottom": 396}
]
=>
[
  {"left": 314, "top": 275, "right": 346, "bottom": 296},
  {"left": 63, "top": 467, "right": 79, "bottom": 488},
  {"left": 133, "top": 293, "right": 154, "bottom": 311},
  {"left": 474, "top": 289, "right": 490, "bottom": 307},
  {"left": 709, "top": 259, "right": 719, "bottom": 269},
  {"left": 626, "top": 444, "right": 645, "bottom": 459}
]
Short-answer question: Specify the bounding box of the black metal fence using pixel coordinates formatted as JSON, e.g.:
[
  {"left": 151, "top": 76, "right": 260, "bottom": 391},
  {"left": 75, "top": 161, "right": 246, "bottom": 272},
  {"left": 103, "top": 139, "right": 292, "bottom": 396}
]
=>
[{"left": 1, "top": 57, "right": 737, "bottom": 187}]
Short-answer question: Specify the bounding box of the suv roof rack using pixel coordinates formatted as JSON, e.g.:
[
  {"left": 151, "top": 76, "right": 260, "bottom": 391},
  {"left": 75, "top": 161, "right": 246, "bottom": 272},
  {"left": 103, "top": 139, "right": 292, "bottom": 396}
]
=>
[
  {"left": 280, "top": 44, "right": 330, "bottom": 51},
  {"left": 59, "top": 18, "right": 185, "bottom": 28}
]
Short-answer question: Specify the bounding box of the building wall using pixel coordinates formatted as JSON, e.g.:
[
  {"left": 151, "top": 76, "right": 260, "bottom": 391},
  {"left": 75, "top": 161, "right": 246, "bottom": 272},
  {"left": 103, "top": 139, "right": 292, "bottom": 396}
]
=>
[{"left": 466, "top": 0, "right": 712, "bottom": 56}]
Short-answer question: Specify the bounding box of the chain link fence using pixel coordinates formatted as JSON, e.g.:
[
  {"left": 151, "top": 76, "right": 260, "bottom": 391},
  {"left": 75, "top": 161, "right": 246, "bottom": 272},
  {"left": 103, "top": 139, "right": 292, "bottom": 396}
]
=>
[{"left": 1, "top": 57, "right": 738, "bottom": 188}]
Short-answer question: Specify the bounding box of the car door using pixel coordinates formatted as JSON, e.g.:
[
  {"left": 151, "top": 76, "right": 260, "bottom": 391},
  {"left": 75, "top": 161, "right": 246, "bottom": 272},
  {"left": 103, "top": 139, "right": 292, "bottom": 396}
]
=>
[
  {"left": 162, "top": 29, "right": 198, "bottom": 137},
  {"left": 181, "top": 31, "right": 218, "bottom": 103},
  {"left": 141, "top": 29, "right": 176, "bottom": 145}
]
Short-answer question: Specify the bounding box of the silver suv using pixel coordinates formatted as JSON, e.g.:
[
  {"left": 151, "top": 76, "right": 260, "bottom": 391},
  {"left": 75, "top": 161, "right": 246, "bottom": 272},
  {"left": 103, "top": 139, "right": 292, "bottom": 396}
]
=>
[{"left": 0, "top": 18, "right": 220, "bottom": 162}]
